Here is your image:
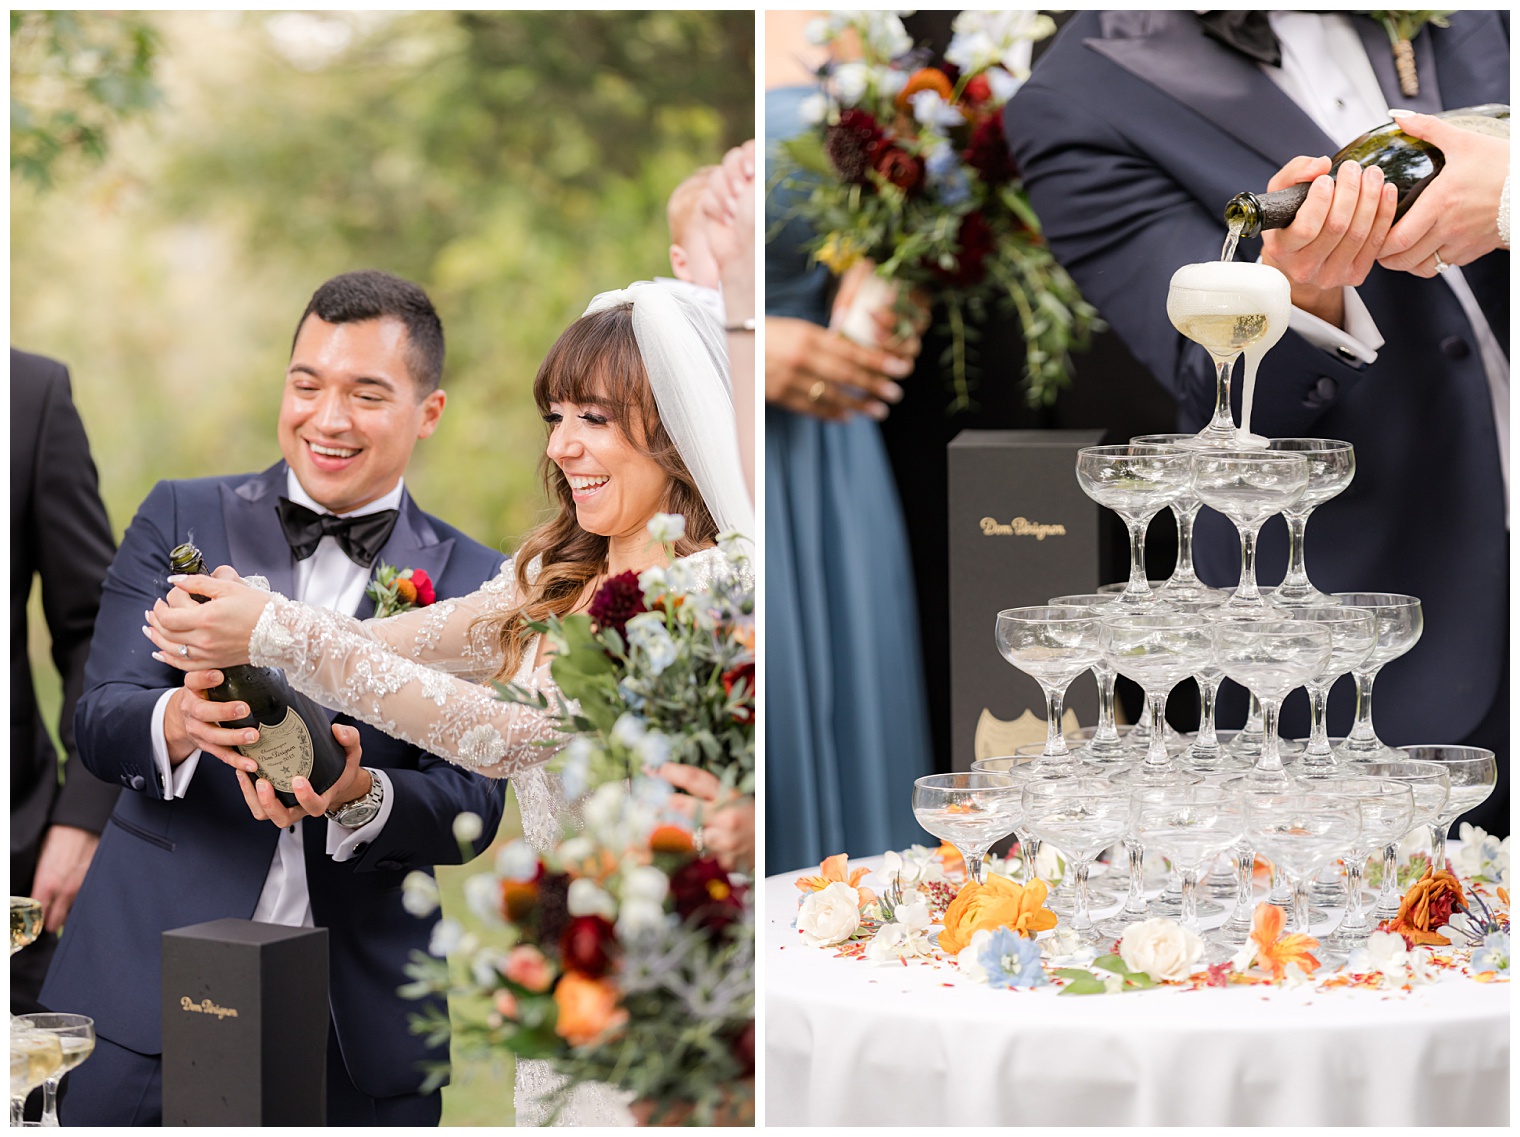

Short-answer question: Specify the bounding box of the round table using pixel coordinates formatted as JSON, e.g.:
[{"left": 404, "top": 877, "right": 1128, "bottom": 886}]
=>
[{"left": 764, "top": 857, "right": 1509, "bottom": 1126}]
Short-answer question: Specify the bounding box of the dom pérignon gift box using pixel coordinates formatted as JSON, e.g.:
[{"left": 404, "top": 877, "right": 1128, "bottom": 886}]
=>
[
  {"left": 162, "top": 919, "right": 329, "bottom": 1126},
  {"left": 948, "top": 430, "right": 1104, "bottom": 771}
]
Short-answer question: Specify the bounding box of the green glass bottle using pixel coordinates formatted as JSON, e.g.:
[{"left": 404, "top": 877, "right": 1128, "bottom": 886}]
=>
[
  {"left": 169, "top": 542, "right": 347, "bottom": 809},
  {"left": 1224, "top": 104, "right": 1510, "bottom": 238}
]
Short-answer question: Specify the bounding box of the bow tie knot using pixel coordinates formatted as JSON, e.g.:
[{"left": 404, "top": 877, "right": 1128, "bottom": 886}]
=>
[
  {"left": 1197, "top": 11, "right": 1282, "bottom": 69},
  {"left": 276, "top": 497, "right": 399, "bottom": 566}
]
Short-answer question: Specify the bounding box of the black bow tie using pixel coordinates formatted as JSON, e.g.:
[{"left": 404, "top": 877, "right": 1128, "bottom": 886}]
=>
[
  {"left": 276, "top": 496, "right": 399, "bottom": 566},
  {"left": 1198, "top": 11, "right": 1282, "bottom": 68}
]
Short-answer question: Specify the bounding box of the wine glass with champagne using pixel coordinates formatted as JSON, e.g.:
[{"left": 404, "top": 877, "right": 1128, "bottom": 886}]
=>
[
  {"left": 10, "top": 897, "right": 43, "bottom": 957},
  {"left": 1166, "top": 261, "right": 1291, "bottom": 450},
  {"left": 11, "top": 1014, "right": 94, "bottom": 1127},
  {"left": 10, "top": 1025, "right": 62, "bottom": 1127}
]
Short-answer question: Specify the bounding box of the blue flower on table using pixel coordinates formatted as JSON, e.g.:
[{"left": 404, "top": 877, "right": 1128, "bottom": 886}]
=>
[
  {"left": 978, "top": 926, "right": 1049, "bottom": 989},
  {"left": 1471, "top": 931, "right": 1509, "bottom": 975}
]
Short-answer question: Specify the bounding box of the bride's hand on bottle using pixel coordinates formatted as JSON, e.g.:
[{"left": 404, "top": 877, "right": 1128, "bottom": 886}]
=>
[
  {"left": 656, "top": 763, "right": 754, "bottom": 873},
  {"left": 144, "top": 567, "right": 270, "bottom": 671}
]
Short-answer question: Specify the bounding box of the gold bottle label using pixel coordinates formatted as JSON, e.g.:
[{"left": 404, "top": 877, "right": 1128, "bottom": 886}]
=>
[{"left": 238, "top": 707, "right": 314, "bottom": 791}]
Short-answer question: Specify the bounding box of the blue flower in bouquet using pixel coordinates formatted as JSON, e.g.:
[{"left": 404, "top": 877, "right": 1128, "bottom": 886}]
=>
[
  {"left": 978, "top": 926, "right": 1049, "bottom": 989},
  {"left": 925, "top": 142, "right": 972, "bottom": 206},
  {"left": 625, "top": 612, "right": 678, "bottom": 674},
  {"left": 1471, "top": 932, "right": 1510, "bottom": 975},
  {"left": 635, "top": 729, "right": 673, "bottom": 770}
]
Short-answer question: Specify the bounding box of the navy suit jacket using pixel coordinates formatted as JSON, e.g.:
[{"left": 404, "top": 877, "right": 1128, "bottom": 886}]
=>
[
  {"left": 1006, "top": 10, "right": 1508, "bottom": 742},
  {"left": 41, "top": 462, "right": 508, "bottom": 1098}
]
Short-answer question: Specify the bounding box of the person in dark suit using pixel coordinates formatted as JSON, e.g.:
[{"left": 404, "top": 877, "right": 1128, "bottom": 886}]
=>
[
  {"left": 10, "top": 349, "right": 120, "bottom": 1015},
  {"left": 1005, "top": 11, "right": 1508, "bottom": 833},
  {"left": 40, "top": 271, "right": 508, "bottom": 1125}
]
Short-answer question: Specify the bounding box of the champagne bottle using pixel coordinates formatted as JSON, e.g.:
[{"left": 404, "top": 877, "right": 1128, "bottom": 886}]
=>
[
  {"left": 169, "top": 542, "right": 347, "bottom": 808},
  {"left": 1224, "top": 104, "right": 1510, "bottom": 238}
]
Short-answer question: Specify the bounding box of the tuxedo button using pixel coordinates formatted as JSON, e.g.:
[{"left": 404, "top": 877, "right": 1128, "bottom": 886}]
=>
[
  {"left": 1304, "top": 376, "right": 1337, "bottom": 409},
  {"left": 1441, "top": 335, "right": 1471, "bottom": 360}
]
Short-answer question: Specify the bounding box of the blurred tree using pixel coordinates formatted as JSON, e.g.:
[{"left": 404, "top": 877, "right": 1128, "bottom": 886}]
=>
[{"left": 11, "top": 10, "right": 162, "bottom": 188}]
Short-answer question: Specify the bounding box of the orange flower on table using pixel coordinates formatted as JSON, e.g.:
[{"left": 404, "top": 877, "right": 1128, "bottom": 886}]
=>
[
  {"left": 937, "top": 842, "right": 965, "bottom": 878},
  {"left": 795, "top": 853, "right": 877, "bottom": 910},
  {"left": 1247, "top": 902, "right": 1321, "bottom": 980},
  {"left": 1379, "top": 864, "right": 1466, "bottom": 948},
  {"left": 553, "top": 972, "right": 627, "bottom": 1046},
  {"left": 937, "top": 871, "right": 1056, "bottom": 955}
]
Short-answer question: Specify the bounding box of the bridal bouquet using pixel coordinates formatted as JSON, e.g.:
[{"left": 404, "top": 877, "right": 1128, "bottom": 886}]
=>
[
  {"left": 497, "top": 515, "right": 755, "bottom": 796},
  {"left": 403, "top": 782, "right": 754, "bottom": 1124},
  {"left": 773, "top": 10, "right": 1101, "bottom": 412}
]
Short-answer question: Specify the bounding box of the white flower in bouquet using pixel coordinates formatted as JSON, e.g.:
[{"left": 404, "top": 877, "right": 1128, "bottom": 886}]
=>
[
  {"left": 662, "top": 558, "right": 697, "bottom": 596},
  {"left": 609, "top": 712, "right": 647, "bottom": 749},
  {"left": 647, "top": 512, "right": 686, "bottom": 544},
  {"left": 615, "top": 898, "right": 669, "bottom": 941},
  {"left": 464, "top": 873, "right": 505, "bottom": 927},
  {"left": 717, "top": 530, "right": 750, "bottom": 563},
  {"left": 831, "top": 61, "right": 871, "bottom": 106},
  {"left": 910, "top": 89, "right": 964, "bottom": 129},
  {"left": 623, "top": 863, "right": 670, "bottom": 904},
  {"left": 637, "top": 564, "right": 667, "bottom": 599},
  {"left": 946, "top": 10, "right": 1053, "bottom": 75},
  {"left": 429, "top": 917, "right": 464, "bottom": 958},
  {"left": 494, "top": 838, "right": 539, "bottom": 882},
  {"left": 984, "top": 65, "right": 1026, "bottom": 104},
  {"left": 471, "top": 947, "right": 508, "bottom": 989},
  {"left": 858, "top": 11, "right": 914, "bottom": 60},
  {"left": 798, "top": 880, "right": 862, "bottom": 946},
  {"left": 401, "top": 870, "right": 440, "bottom": 917},
  {"left": 1118, "top": 917, "right": 1205, "bottom": 982},
  {"left": 625, "top": 612, "right": 679, "bottom": 675},
  {"left": 568, "top": 878, "right": 619, "bottom": 921},
  {"left": 804, "top": 16, "right": 831, "bottom": 46},
  {"left": 451, "top": 810, "right": 483, "bottom": 844},
  {"left": 635, "top": 728, "right": 673, "bottom": 771},
  {"left": 557, "top": 835, "right": 594, "bottom": 865}
]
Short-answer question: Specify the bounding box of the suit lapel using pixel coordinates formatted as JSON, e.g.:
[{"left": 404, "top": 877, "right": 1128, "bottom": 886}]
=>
[
  {"left": 352, "top": 490, "right": 456, "bottom": 620},
  {"left": 1087, "top": 10, "right": 1335, "bottom": 170},
  {"left": 222, "top": 462, "right": 298, "bottom": 599}
]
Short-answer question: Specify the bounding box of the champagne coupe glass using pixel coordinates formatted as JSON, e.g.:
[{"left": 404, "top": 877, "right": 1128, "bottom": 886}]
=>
[
  {"left": 1245, "top": 790, "right": 1362, "bottom": 965},
  {"left": 1398, "top": 746, "right": 1498, "bottom": 874},
  {"left": 968, "top": 757, "right": 1046, "bottom": 887},
  {"left": 1170, "top": 602, "right": 1242, "bottom": 773},
  {"left": 1076, "top": 445, "right": 1191, "bottom": 611},
  {"left": 1133, "top": 785, "right": 1244, "bottom": 958},
  {"left": 1095, "top": 771, "right": 1205, "bottom": 939},
  {"left": 1049, "top": 592, "right": 1127, "bottom": 763},
  {"left": 1281, "top": 606, "right": 1378, "bottom": 774},
  {"left": 1133, "top": 433, "right": 1231, "bottom": 602},
  {"left": 1189, "top": 450, "right": 1310, "bottom": 614},
  {"left": 1094, "top": 581, "right": 1187, "bottom": 756},
  {"left": 12, "top": 1014, "right": 94, "bottom": 1127},
  {"left": 1213, "top": 619, "right": 1331, "bottom": 786},
  {"left": 1022, "top": 778, "right": 1131, "bottom": 944},
  {"left": 1265, "top": 439, "right": 1355, "bottom": 607},
  {"left": 1102, "top": 614, "right": 1215, "bottom": 786},
  {"left": 1357, "top": 759, "right": 1450, "bottom": 921},
  {"left": 10, "top": 897, "right": 43, "bottom": 956},
  {"left": 995, "top": 607, "right": 1103, "bottom": 776},
  {"left": 10, "top": 1027, "right": 61, "bottom": 1127},
  {"left": 1297, "top": 779, "right": 1415, "bottom": 953},
  {"left": 1331, "top": 594, "right": 1423, "bottom": 762},
  {"left": 1166, "top": 261, "right": 1291, "bottom": 449},
  {"left": 912, "top": 773, "right": 1021, "bottom": 886}
]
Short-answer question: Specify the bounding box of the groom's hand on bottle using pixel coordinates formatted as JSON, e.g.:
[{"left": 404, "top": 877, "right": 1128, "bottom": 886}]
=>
[
  {"left": 234, "top": 724, "right": 365, "bottom": 828},
  {"left": 165, "top": 669, "right": 261, "bottom": 767}
]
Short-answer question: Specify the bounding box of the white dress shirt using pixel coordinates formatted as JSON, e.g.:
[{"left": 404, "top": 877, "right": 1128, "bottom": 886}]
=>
[
  {"left": 150, "top": 472, "right": 404, "bottom": 927},
  {"left": 1264, "top": 12, "right": 1510, "bottom": 510}
]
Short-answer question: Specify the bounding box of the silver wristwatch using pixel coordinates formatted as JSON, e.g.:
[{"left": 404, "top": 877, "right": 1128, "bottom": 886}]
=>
[{"left": 326, "top": 770, "right": 384, "bottom": 828}]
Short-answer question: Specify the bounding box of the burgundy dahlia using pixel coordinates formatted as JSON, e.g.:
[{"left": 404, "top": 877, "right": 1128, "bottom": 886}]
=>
[
  {"left": 670, "top": 857, "right": 747, "bottom": 932},
  {"left": 962, "top": 115, "right": 1017, "bottom": 185},
  {"left": 588, "top": 570, "right": 646, "bottom": 639},
  {"left": 872, "top": 145, "right": 924, "bottom": 194},
  {"left": 536, "top": 872, "right": 573, "bottom": 949},
  {"left": 824, "top": 109, "right": 885, "bottom": 184},
  {"left": 560, "top": 915, "right": 617, "bottom": 978}
]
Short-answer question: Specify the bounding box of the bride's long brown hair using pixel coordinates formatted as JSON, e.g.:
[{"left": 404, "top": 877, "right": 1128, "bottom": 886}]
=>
[{"left": 488, "top": 301, "right": 716, "bottom": 680}]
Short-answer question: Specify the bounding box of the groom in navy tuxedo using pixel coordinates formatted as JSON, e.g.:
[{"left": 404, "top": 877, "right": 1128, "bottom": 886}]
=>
[
  {"left": 41, "top": 271, "right": 508, "bottom": 1124},
  {"left": 1005, "top": 11, "right": 1508, "bottom": 832}
]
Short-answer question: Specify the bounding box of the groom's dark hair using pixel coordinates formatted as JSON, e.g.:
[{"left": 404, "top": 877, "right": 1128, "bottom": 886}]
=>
[{"left": 293, "top": 270, "right": 446, "bottom": 394}]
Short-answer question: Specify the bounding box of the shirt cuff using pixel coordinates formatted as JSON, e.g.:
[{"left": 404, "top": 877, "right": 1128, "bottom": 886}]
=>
[
  {"left": 327, "top": 768, "right": 395, "bottom": 860},
  {"left": 151, "top": 687, "right": 201, "bottom": 798},
  {"left": 1288, "top": 285, "right": 1383, "bottom": 366}
]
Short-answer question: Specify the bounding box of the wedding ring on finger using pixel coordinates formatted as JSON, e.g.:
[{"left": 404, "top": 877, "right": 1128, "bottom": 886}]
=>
[
  {"left": 1432, "top": 250, "right": 1450, "bottom": 274},
  {"left": 694, "top": 826, "right": 707, "bottom": 856},
  {"left": 178, "top": 643, "right": 192, "bottom": 659},
  {"left": 807, "top": 379, "right": 828, "bottom": 404}
]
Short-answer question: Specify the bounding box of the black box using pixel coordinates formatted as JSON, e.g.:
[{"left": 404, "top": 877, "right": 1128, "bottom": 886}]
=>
[
  {"left": 948, "top": 430, "right": 1105, "bottom": 770},
  {"left": 162, "top": 919, "right": 329, "bottom": 1126}
]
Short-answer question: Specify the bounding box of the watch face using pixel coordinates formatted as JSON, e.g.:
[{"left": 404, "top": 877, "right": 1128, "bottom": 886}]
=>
[{"left": 338, "top": 803, "right": 380, "bottom": 828}]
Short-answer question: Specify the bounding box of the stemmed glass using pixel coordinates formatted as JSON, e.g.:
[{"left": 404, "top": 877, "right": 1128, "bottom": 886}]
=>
[
  {"left": 1297, "top": 779, "right": 1415, "bottom": 954},
  {"left": 1075, "top": 445, "right": 1191, "bottom": 611},
  {"left": 1189, "top": 450, "right": 1309, "bottom": 614},
  {"left": 1281, "top": 606, "right": 1378, "bottom": 774},
  {"left": 1166, "top": 260, "right": 1291, "bottom": 449},
  {"left": 1264, "top": 439, "right": 1355, "bottom": 607},
  {"left": 10, "top": 1025, "right": 61, "bottom": 1127},
  {"left": 1398, "top": 746, "right": 1498, "bottom": 874},
  {"left": 1048, "top": 592, "right": 1126, "bottom": 763},
  {"left": 1096, "top": 771, "right": 1205, "bottom": 939},
  {"left": 1357, "top": 759, "right": 1450, "bottom": 921},
  {"left": 10, "top": 897, "right": 43, "bottom": 956},
  {"left": 1133, "top": 433, "right": 1230, "bottom": 602},
  {"left": 1332, "top": 594, "right": 1423, "bottom": 762},
  {"left": 1133, "top": 786, "right": 1244, "bottom": 959},
  {"left": 994, "top": 607, "right": 1103, "bottom": 776},
  {"left": 1213, "top": 619, "right": 1332, "bottom": 785},
  {"left": 911, "top": 773, "right": 1022, "bottom": 886},
  {"left": 1021, "top": 778, "right": 1131, "bottom": 945},
  {"left": 1101, "top": 614, "right": 1215, "bottom": 786},
  {"left": 1168, "top": 602, "right": 1242, "bottom": 773},
  {"left": 1245, "top": 790, "right": 1362, "bottom": 964},
  {"left": 12, "top": 1015, "right": 94, "bottom": 1127}
]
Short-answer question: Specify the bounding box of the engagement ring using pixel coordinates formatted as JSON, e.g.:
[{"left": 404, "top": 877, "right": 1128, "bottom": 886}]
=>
[
  {"left": 1432, "top": 250, "right": 1450, "bottom": 274},
  {"left": 807, "top": 379, "right": 827, "bottom": 404},
  {"left": 178, "top": 643, "right": 191, "bottom": 659}
]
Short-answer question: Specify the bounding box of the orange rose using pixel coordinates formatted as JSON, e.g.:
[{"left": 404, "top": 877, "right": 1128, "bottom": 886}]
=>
[
  {"left": 553, "top": 973, "right": 627, "bottom": 1046},
  {"left": 894, "top": 66, "right": 955, "bottom": 110},
  {"left": 651, "top": 824, "right": 695, "bottom": 855},
  {"left": 500, "top": 878, "right": 538, "bottom": 922},
  {"left": 937, "top": 871, "right": 1056, "bottom": 956},
  {"left": 394, "top": 577, "right": 418, "bottom": 604},
  {"left": 1380, "top": 865, "right": 1466, "bottom": 947}
]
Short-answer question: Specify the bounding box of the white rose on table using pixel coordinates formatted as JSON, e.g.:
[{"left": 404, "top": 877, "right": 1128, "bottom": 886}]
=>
[
  {"left": 798, "top": 881, "right": 862, "bottom": 946},
  {"left": 1118, "top": 917, "right": 1204, "bottom": 982}
]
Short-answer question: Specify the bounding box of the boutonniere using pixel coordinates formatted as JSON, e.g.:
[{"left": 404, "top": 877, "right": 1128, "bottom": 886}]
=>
[
  {"left": 367, "top": 563, "right": 436, "bottom": 618},
  {"left": 1364, "top": 10, "right": 1453, "bottom": 97}
]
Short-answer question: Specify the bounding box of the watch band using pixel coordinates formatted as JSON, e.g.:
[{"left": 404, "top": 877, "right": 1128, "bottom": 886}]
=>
[{"left": 326, "top": 769, "right": 384, "bottom": 827}]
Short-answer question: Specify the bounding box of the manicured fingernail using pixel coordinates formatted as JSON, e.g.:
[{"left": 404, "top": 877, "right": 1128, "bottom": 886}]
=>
[
  {"left": 152, "top": 652, "right": 166, "bottom": 663},
  {"left": 141, "top": 625, "right": 153, "bottom": 638},
  {"left": 1388, "top": 108, "right": 1414, "bottom": 117},
  {"left": 167, "top": 574, "right": 187, "bottom": 583},
  {"left": 144, "top": 610, "right": 153, "bottom": 623}
]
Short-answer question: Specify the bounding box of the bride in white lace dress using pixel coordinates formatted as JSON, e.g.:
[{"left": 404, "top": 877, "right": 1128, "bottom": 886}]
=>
[{"left": 146, "top": 283, "right": 754, "bottom": 1125}]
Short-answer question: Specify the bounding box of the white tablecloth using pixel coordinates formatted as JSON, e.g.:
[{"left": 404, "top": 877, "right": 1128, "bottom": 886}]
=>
[{"left": 764, "top": 858, "right": 1509, "bottom": 1126}]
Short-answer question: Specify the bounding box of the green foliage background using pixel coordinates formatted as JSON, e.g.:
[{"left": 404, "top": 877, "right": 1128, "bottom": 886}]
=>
[{"left": 13, "top": 10, "right": 752, "bottom": 1126}]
